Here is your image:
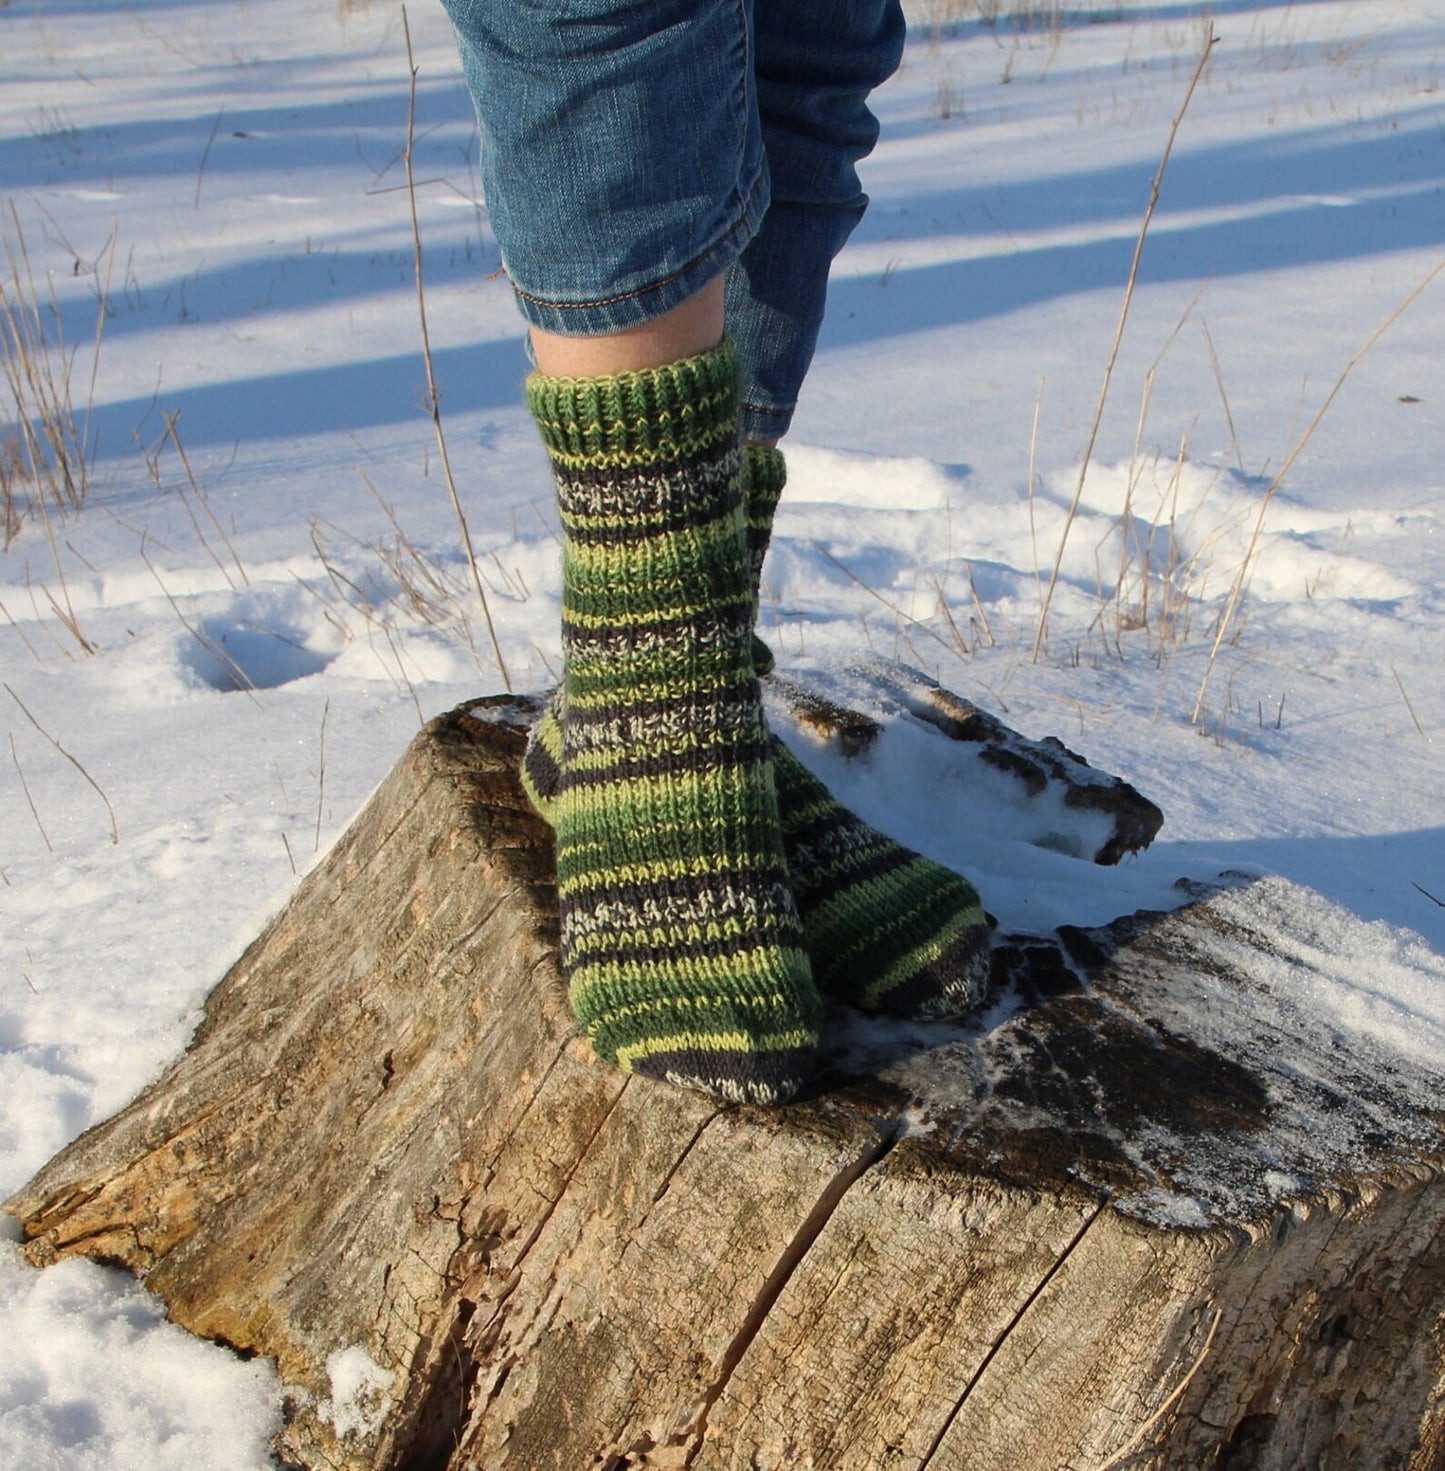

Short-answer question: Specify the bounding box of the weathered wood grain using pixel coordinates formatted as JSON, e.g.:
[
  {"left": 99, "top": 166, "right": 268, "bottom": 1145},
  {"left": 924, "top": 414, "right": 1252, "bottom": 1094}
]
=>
[{"left": 7, "top": 691, "right": 1444, "bottom": 1471}]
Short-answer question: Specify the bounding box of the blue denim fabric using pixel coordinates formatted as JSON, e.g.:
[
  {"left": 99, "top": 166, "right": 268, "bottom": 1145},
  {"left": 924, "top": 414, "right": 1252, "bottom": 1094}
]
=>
[
  {"left": 442, "top": 0, "right": 904, "bottom": 438},
  {"left": 728, "top": 0, "right": 905, "bottom": 436}
]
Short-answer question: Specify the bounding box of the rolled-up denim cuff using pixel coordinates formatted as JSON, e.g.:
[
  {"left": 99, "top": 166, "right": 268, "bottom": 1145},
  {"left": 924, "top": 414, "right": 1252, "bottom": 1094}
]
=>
[
  {"left": 739, "top": 397, "right": 795, "bottom": 443},
  {"left": 445, "top": 0, "right": 770, "bottom": 340},
  {"left": 508, "top": 169, "right": 771, "bottom": 339}
]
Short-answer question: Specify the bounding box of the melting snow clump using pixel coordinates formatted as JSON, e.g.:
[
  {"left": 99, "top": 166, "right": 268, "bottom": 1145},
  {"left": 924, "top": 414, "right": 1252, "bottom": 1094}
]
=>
[{"left": 319, "top": 1345, "right": 395, "bottom": 1440}]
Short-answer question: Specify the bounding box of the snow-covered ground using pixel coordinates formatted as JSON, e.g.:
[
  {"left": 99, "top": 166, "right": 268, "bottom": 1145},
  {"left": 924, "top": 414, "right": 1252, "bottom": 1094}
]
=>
[{"left": 1, "top": 0, "right": 1442, "bottom": 1460}]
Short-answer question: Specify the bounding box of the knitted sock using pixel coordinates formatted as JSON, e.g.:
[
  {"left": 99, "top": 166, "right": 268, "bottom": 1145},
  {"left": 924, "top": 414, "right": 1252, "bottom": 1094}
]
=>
[
  {"left": 770, "top": 740, "right": 990, "bottom": 1018},
  {"left": 741, "top": 440, "right": 782, "bottom": 678},
  {"left": 532, "top": 342, "right": 821, "bottom": 1104},
  {"left": 525, "top": 438, "right": 992, "bottom": 1021},
  {"left": 517, "top": 440, "right": 779, "bottom": 819},
  {"left": 737, "top": 445, "right": 991, "bottom": 1018}
]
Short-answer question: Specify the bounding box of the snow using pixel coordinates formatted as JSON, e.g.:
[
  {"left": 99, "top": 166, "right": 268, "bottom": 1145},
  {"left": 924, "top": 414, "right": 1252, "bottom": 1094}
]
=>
[
  {"left": 1, "top": 0, "right": 1442, "bottom": 1460},
  {"left": 318, "top": 1346, "right": 395, "bottom": 1441},
  {"left": 826, "top": 869, "right": 1445, "bottom": 1225},
  {"left": 0, "top": 1255, "right": 281, "bottom": 1468}
]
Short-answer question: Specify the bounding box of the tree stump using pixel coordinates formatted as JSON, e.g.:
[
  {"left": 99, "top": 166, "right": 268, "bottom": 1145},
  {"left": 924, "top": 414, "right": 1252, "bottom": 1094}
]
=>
[{"left": 7, "top": 688, "right": 1445, "bottom": 1471}]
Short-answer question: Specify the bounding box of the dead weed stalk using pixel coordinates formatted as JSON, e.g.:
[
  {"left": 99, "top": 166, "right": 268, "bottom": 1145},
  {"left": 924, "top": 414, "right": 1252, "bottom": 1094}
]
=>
[
  {"left": 1033, "top": 26, "right": 1217, "bottom": 660},
  {"left": 1, "top": 205, "right": 112, "bottom": 547},
  {"left": 401, "top": 6, "right": 510, "bottom": 691}
]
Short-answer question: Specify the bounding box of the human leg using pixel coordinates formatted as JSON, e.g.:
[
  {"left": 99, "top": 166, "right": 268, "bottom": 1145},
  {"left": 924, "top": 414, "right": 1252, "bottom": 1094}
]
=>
[
  {"left": 529, "top": 278, "right": 724, "bottom": 378},
  {"left": 736, "top": 447, "right": 993, "bottom": 1017},
  {"left": 727, "top": 0, "right": 907, "bottom": 439},
  {"left": 446, "top": 0, "right": 988, "bottom": 1036},
  {"left": 443, "top": 0, "right": 821, "bottom": 1101},
  {"left": 727, "top": 0, "right": 990, "bottom": 1012},
  {"left": 534, "top": 342, "right": 820, "bottom": 1102}
]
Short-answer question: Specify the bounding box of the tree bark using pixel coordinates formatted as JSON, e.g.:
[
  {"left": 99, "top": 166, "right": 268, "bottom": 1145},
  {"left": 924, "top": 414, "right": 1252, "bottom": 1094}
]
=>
[{"left": 7, "top": 687, "right": 1444, "bottom": 1471}]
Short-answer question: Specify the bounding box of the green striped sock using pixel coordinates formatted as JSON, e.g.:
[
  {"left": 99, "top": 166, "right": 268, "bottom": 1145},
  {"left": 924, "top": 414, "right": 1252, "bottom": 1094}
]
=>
[
  {"left": 524, "top": 441, "right": 992, "bottom": 1021},
  {"left": 771, "top": 740, "right": 990, "bottom": 1018},
  {"left": 531, "top": 341, "right": 821, "bottom": 1105},
  {"left": 521, "top": 442, "right": 785, "bottom": 818},
  {"left": 741, "top": 445, "right": 990, "bottom": 1017},
  {"left": 741, "top": 440, "right": 781, "bottom": 678}
]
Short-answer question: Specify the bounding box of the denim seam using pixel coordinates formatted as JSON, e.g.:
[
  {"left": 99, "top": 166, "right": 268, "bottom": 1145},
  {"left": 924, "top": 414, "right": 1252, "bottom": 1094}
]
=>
[
  {"left": 741, "top": 400, "right": 791, "bottom": 422},
  {"left": 730, "top": 0, "right": 754, "bottom": 234}
]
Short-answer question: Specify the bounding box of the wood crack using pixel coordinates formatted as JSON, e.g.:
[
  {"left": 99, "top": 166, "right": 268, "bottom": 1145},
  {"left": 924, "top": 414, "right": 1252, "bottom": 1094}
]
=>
[
  {"left": 675, "top": 1113, "right": 908, "bottom": 1467},
  {"left": 916, "top": 1197, "right": 1109, "bottom": 1470},
  {"left": 479, "top": 1024, "right": 572, "bottom": 1178},
  {"left": 648, "top": 1108, "right": 729, "bottom": 1211},
  {"left": 468, "top": 1073, "right": 631, "bottom": 1351}
]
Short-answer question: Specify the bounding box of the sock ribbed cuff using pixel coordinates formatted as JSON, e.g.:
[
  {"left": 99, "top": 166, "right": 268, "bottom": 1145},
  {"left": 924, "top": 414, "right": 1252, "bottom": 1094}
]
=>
[{"left": 527, "top": 339, "right": 739, "bottom": 470}]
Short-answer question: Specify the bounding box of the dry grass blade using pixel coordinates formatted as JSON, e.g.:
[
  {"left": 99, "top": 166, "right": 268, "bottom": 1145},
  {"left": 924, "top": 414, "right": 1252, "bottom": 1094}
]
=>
[
  {"left": 1390, "top": 664, "right": 1426, "bottom": 736},
  {"left": 314, "top": 697, "right": 330, "bottom": 852},
  {"left": 401, "top": 5, "right": 511, "bottom": 691},
  {"left": 4, "top": 680, "right": 119, "bottom": 843},
  {"left": 32, "top": 487, "right": 95, "bottom": 654},
  {"left": 1, "top": 202, "right": 107, "bottom": 543},
  {"left": 1201, "top": 318, "right": 1246, "bottom": 481},
  {"left": 82, "top": 227, "right": 118, "bottom": 464},
  {"left": 928, "top": 570, "right": 970, "bottom": 657},
  {"left": 304, "top": 515, "right": 432, "bottom": 718},
  {"left": 1101, "top": 1305, "right": 1224, "bottom": 1470},
  {"left": 162, "top": 411, "right": 250, "bottom": 588},
  {"left": 1026, "top": 377, "right": 1044, "bottom": 616},
  {"left": 140, "top": 536, "right": 260, "bottom": 699},
  {"left": 1191, "top": 257, "right": 1445, "bottom": 725},
  {"left": 1032, "top": 28, "right": 1217, "bottom": 661},
  {"left": 964, "top": 561, "right": 995, "bottom": 647},
  {"left": 361, "top": 473, "right": 483, "bottom": 651},
  {"left": 813, "top": 541, "right": 957, "bottom": 660},
  {"left": 195, "top": 108, "right": 225, "bottom": 210},
  {"left": 10, "top": 731, "right": 54, "bottom": 852},
  {"left": 0, "top": 593, "right": 45, "bottom": 664}
]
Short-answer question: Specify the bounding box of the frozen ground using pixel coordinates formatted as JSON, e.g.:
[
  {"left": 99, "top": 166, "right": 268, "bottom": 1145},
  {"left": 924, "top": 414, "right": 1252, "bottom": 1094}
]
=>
[{"left": 1, "top": 0, "right": 1442, "bottom": 1460}]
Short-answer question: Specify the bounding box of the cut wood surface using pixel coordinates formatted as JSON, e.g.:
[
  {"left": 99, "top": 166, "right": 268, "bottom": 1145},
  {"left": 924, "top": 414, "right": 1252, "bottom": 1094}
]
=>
[{"left": 7, "top": 684, "right": 1445, "bottom": 1471}]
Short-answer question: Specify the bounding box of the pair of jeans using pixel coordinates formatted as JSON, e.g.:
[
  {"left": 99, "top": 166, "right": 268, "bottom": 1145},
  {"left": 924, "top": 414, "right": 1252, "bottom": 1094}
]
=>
[{"left": 440, "top": 0, "right": 906, "bottom": 439}]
